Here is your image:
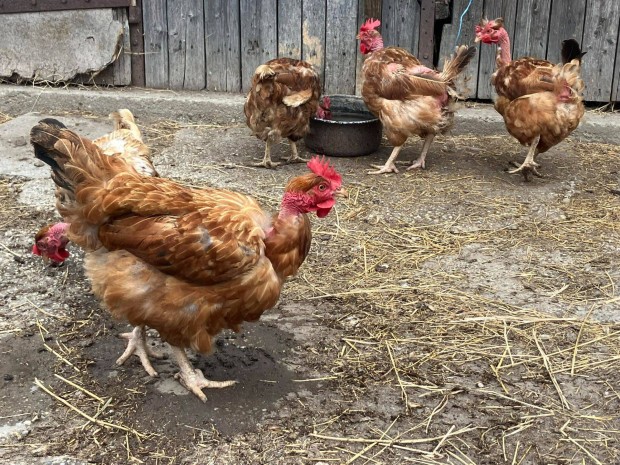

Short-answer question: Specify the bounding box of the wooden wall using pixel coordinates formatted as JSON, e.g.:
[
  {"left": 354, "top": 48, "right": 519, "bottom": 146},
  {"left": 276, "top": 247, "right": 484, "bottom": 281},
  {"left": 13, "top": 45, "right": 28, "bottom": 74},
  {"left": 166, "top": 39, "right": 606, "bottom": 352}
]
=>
[{"left": 142, "top": 0, "right": 620, "bottom": 102}]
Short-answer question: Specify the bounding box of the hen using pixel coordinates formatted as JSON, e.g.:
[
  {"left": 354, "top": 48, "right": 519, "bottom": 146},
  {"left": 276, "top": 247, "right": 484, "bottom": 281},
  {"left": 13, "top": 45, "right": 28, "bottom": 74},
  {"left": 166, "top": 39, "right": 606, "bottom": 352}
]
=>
[
  {"left": 357, "top": 18, "right": 476, "bottom": 174},
  {"left": 33, "top": 109, "right": 156, "bottom": 266},
  {"left": 244, "top": 58, "right": 321, "bottom": 168},
  {"left": 31, "top": 119, "right": 346, "bottom": 402},
  {"left": 475, "top": 18, "right": 585, "bottom": 180}
]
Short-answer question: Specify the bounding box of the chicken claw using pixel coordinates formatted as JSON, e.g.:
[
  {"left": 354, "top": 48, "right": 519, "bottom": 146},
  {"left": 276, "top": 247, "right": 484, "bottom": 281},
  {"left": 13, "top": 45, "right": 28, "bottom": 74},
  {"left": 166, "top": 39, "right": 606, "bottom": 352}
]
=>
[
  {"left": 509, "top": 161, "right": 543, "bottom": 181},
  {"left": 171, "top": 346, "right": 236, "bottom": 403},
  {"left": 368, "top": 163, "right": 399, "bottom": 175},
  {"left": 252, "top": 158, "right": 280, "bottom": 169},
  {"left": 283, "top": 141, "right": 309, "bottom": 164},
  {"left": 116, "top": 325, "right": 162, "bottom": 377}
]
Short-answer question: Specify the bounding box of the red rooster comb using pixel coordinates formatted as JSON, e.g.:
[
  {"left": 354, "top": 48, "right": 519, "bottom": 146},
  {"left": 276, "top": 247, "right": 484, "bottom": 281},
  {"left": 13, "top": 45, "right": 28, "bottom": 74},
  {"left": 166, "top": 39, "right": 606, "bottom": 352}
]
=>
[
  {"left": 308, "top": 156, "right": 342, "bottom": 186},
  {"left": 360, "top": 18, "right": 381, "bottom": 33}
]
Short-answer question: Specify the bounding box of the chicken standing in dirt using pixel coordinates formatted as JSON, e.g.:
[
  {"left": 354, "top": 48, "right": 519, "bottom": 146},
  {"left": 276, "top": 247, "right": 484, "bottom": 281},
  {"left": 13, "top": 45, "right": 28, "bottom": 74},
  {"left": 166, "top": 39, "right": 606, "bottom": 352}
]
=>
[
  {"left": 33, "top": 109, "right": 157, "bottom": 266},
  {"left": 244, "top": 58, "right": 321, "bottom": 168},
  {"left": 475, "top": 18, "right": 585, "bottom": 180},
  {"left": 357, "top": 18, "right": 476, "bottom": 174},
  {"left": 31, "top": 119, "right": 346, "bottom": 402}
]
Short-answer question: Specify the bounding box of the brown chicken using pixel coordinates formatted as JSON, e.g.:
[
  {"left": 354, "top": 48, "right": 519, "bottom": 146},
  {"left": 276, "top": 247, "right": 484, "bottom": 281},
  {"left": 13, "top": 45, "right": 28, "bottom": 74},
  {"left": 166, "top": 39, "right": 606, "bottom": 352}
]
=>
[
  {"left": 357, "top": 18, "right": 476, "bottom": 174},
  {"left": 475, "top": 18, "right": 585, "bottom": 180},
  {"left": 244, "top": 58, "right": 321, "bottom": 168},
  {"left": 32, "top": 110, "right": 156, "bottom": 266},
  {"left": 31, "top": 119, "right": 346, "bottom": 402}
]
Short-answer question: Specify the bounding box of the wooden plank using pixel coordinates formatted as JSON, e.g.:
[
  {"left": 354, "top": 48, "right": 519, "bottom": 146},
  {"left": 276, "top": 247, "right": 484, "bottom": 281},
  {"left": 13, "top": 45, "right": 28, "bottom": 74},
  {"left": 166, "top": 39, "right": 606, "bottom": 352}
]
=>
[
  {"left": 324, "top": 0, "right": 358, "bottom": 94},
  {"left": 168, "top": 0, "right": 205, "bottom": 90},
  {"left": 240, "top": 0, "right": 277, "bottom": 93},
  {"left": 205, "top": 0, "right": 241, "bottom": 92},
  {"left": 129, "top": 0, "right": 145, "bottom": 87},
  {"left": 511, "top": 0, "right": 552, "bottom": 61},
  {"left": 476, "top": 0, "right": 518, "bottom": 99},
  {"left": 301, "top": 0, "right": 326, "bottom": 89},
  {"left": 613, "top": 25, "right": 620, "bottom": 102},
  {"left": 580, "top": 0, "right": 620, "bottom": 102},
  {"left": 381, "top": 0, "right": 420, "bottom": 56},
  {"left": 143, "top": 0, "right": 168, "bottom": 88},
  {"left": 438, "top": 0, "right": 484, "bottom": 99},
  {"left": 418, "top": 0, "right": 435, "bottom": 66},
  {"left": 356, "top": 0, "right": 382, "bottom": 95},
  {"left": 278, "top": 0, "right": 302, "bottom": 58},
  {"left": 546, "top": 0, "right": 586, "bottom": 64}
]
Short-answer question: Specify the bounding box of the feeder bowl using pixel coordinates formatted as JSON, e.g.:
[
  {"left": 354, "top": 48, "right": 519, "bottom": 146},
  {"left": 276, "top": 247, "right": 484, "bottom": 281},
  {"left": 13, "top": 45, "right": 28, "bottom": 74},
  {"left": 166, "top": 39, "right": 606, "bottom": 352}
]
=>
[{"left": 304, "top": 94, "right": 382, "bottom": 157}]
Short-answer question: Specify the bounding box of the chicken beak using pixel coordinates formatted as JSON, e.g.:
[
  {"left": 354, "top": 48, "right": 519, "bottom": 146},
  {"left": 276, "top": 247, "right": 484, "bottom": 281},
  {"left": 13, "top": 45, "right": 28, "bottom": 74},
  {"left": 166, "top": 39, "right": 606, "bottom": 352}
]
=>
[
  {"left": 474, "top": 36, "right": 481, "bottom": 43},
  {"left": 334, "top": 187, "right": 349, "bottom": 199},
  {"left": 355, "top": 34, "right": 361, "bottom": 40}
]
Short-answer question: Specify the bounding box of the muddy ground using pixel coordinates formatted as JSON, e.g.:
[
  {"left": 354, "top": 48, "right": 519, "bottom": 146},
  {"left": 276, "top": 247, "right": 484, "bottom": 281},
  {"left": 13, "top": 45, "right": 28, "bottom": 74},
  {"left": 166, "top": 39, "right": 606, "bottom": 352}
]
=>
[{"left": 0, "top": 95, "right": 619, "bottom": 465}]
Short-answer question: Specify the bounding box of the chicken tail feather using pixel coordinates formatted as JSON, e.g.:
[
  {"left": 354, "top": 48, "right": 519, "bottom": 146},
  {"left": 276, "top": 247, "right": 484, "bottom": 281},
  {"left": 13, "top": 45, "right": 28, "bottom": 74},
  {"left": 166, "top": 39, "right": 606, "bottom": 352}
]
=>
[
  {"left": 439, "top": 45, "right": 477, "bottom": 84},
  {"left": 561, "top": 39, "right": 586, "bottom": 64}
]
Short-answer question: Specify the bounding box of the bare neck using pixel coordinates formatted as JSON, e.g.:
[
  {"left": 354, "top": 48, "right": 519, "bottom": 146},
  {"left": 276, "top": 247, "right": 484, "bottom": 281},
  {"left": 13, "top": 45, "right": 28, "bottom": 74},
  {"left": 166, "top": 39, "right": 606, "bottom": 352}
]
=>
[{"left": 496, "top": 28, "right": 512, "bottom": 66}]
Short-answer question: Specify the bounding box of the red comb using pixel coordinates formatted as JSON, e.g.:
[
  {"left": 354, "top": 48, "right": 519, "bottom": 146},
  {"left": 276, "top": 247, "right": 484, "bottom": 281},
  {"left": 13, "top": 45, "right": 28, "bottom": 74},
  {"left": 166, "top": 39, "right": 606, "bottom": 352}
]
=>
[
  {"left": 360, "top": 18, "right": 381, "bottom": 32},
  {"left": 307, "top": 156, "right": 342, "bottom": 186}
]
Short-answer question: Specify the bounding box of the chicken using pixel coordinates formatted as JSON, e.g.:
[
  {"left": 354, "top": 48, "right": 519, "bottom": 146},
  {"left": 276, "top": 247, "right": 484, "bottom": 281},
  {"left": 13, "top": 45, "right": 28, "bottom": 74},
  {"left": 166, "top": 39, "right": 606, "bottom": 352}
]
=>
[
  {"left": 244, "top": 58, "right": 321, "bottom": 168},
  {"left": 316, "top": 96, "right": 332, "bottom": 120},
  {"left": 31, "top": 118, "right": 346, "bottom": 402},
  {"left": 32, "top": 110, "right": 156, "bottom": 266},
  {"left": 357, "top": 18, "right": 476, "bottom": 174},
  {"left": 475, "top": 18, "right": 585, "bottom": 180}
]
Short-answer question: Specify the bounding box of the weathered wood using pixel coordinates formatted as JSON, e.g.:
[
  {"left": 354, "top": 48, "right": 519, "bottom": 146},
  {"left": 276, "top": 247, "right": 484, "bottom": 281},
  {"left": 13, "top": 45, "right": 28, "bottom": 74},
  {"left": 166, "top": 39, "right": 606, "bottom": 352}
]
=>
[
  {"left": 301, "top": 0, "right": 326, "bottom": 88},
  {"left": 240, "top": 0, "right": 277, "bottom": 93},
  {"left": 580, "top": 0, "right": 620, "bottom": 102},
  {"left": 546, "top": 0, "right": 586, "bottom": 64},
  {"left": 143, "top": 0, "right": 168, "bottom": 88},
  {"left": 167, "top": 0, "right": 205, "bottom": 90},
  {"left": 278, "top": 0, "right": 302, "bottom": 58},
  {"left": 324, "top": 0, "right": 359, "bottom": 94},
  {"left": 511, "top": 0, "right": 552, "bottom": 61},
  {"left": 477, "top": 0, "right": 518, "bottom": 99},
  {"left": 356, "top": 0, "right": 383, "bottom": 95},
  {"left": 613, "top": 27, "right": 620, "bottom": 102},
  {"left": 418, "top": 0, "right": 435, "bottom": 66},
  {"left": 381, "top": 0, "right": 420, "bottom": 56},
  {"left": 129, "top": 0, "right": 145, "bottom": 87},
  {"left": 438, "top": 0, "right": 483, "bottom": 99},
  {"left": 205, "top": 0, "right": 241, "bottom": 92}
]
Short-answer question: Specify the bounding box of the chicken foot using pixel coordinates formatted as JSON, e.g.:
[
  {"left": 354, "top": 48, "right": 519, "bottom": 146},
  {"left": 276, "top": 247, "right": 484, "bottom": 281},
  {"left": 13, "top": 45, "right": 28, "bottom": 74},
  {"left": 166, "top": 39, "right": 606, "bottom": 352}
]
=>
[
  {"left": 509, "top": 135, "right": 542, "bottom": 181},
  {"left": 406, "top": 134, "right": 435, "bottom": 171},
  {"left": 253, "top": 139, "right": 280, "bottom": 168},
  {"left": 116, "top": 325, "right": 163, "bottom": 377},
  {"left": 368, "top": 145, "right": 403, "bottom": 174},
  {"left": 171, "top": 345, "right": 237, "bottom": 403},
  {"left": 283, "top": 141, "right": 308, "bottom": 164}
]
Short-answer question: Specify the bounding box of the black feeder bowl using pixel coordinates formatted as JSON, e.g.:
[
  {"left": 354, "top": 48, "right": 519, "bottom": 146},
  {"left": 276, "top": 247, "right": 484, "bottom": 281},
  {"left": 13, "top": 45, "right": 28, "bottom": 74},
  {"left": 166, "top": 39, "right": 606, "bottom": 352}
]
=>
[{"left": 304, "top": 94, "right": 382, "bottom": 157}]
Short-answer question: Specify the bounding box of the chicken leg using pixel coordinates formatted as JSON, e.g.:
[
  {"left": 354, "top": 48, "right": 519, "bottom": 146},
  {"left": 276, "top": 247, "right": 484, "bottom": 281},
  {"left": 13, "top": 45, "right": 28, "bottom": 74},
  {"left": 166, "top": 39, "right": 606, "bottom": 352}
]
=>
[
  {"left": 171, "top": 345, "right": 237, "bottom": 403},
  {"left": 368, "top": 145, "right": 403, "bottom": 174},
  {"left": 406, "top": 134, "right": 435, "bottom": 171},
  {"left": 253, "top": 139, "right": 280, "bottom": 168},
  {"left": 509, "top": 135, "right": 542, "bottom": 180},
  {"left": 283, "top": 141, "right": 308, "bottom": 164},
  {"left": 116, "top": 325, "right": 163, "bottom": 377}
]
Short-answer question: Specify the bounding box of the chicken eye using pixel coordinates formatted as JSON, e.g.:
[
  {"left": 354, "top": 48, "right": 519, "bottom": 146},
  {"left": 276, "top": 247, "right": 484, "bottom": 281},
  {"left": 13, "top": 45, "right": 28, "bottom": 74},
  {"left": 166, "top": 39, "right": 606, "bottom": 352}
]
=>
[{"left": 318, "top": 184, "right": 327, "bottom": 191}]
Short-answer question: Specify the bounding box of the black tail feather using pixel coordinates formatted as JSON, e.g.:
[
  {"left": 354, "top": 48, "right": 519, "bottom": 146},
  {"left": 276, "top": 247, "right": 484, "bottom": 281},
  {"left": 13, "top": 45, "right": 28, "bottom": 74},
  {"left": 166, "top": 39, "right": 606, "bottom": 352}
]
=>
[
  {"left": 561, "top": 39, "right": 586, "bottom": 64},
  {"left": 31, "top": 119, "right": 74, "bottom": 193}
]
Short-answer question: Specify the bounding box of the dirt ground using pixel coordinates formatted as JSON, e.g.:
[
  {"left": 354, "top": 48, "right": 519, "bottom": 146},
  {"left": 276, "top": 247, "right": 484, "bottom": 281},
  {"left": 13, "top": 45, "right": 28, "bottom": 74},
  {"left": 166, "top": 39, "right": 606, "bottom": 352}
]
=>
[{"left": 0, "top": 100, "right": 619, "bottom": 465}]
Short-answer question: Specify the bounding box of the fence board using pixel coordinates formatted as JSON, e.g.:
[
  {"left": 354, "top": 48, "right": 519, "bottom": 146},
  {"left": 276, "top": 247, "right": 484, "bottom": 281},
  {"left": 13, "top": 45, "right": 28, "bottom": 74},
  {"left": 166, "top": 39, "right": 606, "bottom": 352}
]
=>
[
  {"left": 301, "top": 0, "right": 326, "bottom": 88},
  {"left": 324, "top": 0, "right": 359, "bottom": 94},
  {"left": 240, "top": 0, "right": 277, "bottom": 92},
  {"left": 546, "top": 0, "right": 586, "bottom": 64},
  {"left": 356, "top": 0, "right": 382, "bottom": 95},
  {"left": 205, "top": 0, "right": 241, "bottom": 92},
  {"left": 278, "top": 0, "right": 302, "bottom": 58},
  {"left": 511, "top": 0, "right": 552, "bottom": 61},
  {"left": 613, "top": 27, "right": 620, "bottom": 102},
  {"left": 381, "top": 0, "right": 420, "bottom": 56},
  {"left": 477, "top": 0, "right": 518, "bottom": 99},
  {"left": 580, "top": 0, "right": 620, "bottom": 102},
  {"left": 143, "top": 0, "right": 168, "bottom": 88},
  {"left": 438, "top": 0, "right": 484, "bottom": 100},
  {"left": 167, "top": 0, "right": 205, "bottom": 90}
]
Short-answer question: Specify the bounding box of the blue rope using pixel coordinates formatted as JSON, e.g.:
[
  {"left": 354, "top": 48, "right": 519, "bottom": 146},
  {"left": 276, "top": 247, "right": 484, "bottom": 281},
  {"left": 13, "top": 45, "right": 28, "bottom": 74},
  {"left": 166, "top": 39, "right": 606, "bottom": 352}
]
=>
[{"left": 454, "top": 0, "right": 475, "bottom": 47}]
